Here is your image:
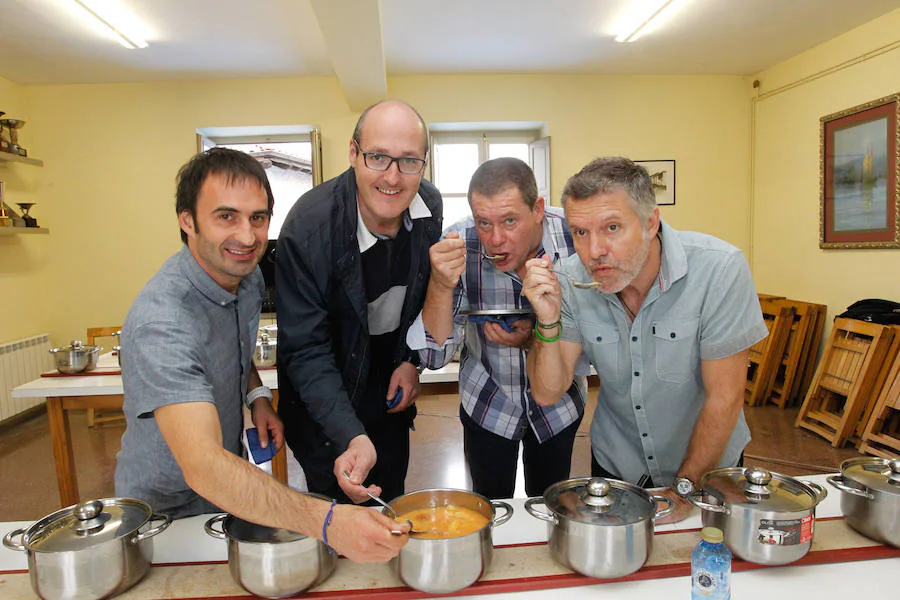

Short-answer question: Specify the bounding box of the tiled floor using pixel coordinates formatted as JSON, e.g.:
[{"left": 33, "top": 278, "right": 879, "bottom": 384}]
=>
[{"left": 0, "top": 384, "right": 861, "bottom": 522}]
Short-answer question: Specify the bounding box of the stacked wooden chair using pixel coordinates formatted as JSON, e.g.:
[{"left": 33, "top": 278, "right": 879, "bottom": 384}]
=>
[
  {"left": 744, "top": 297, "right": 795, "bottom": 406},
  {"left": 765, "top": 300, "right": 827, "bottom": 408},
  {"left": 858, "top": 329, "right": 900, "bottom": 459},
  {"left": 795, "top": 318, "right": 895, "bottom": 448}
]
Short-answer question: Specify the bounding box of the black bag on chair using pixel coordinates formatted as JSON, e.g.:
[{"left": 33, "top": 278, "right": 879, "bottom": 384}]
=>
[{"left": 837, "top": 298, "right": 900, "bottom": 325}]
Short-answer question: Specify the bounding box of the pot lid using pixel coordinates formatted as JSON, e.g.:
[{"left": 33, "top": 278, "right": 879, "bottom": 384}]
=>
[
  {"left": 50, "top": 340, "right": 99, "bottom": 353},
  {"left": 24, "top": 498, "right": 151, "bottom": 553},
  {"left": 223, "top": 515, "right": 306, "bottom": 543},
  {"left": 701, "top": 467, "right": 821, "bottom": 512},
  {"left": 840, "top": 457, "right": 900, "bottom": 495},
  {"left": 542, "top": 477, "right": 656, "bottom": 525}
]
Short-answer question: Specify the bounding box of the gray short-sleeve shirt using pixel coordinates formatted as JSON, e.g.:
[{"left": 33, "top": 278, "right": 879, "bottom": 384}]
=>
[
  {"left": 115, "top": 246, "right": 262, "bottom": 518},
  {"left": 558, "top": 221, "right": 767, "bottom": 487}
]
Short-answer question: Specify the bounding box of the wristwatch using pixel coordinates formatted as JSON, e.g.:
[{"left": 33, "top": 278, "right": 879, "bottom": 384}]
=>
[{"left": 674, "top": 476, "right": 695, "bottom": 497}]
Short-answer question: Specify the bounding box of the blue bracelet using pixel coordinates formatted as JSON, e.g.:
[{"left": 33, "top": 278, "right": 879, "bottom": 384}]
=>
[{"left": 322, "top": 500, "right": 337, "bottom": 554}]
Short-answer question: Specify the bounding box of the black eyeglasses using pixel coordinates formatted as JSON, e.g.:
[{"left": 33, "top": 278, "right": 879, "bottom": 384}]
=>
[{"left": 353, "top": 139, "right": 426, "bottom": 175}]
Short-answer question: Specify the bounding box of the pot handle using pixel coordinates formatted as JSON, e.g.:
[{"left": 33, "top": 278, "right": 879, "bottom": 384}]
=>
[
  {"left": 490, "top": 500, "right": 514, "bottom": 528},
  {"left": 805, "top": 481, "right": 828, "bottom": 504},
  {"left": 2, "top": 528, "right": 26, "bottom": 552},
  {"left": 650, "top": 494, "right": 675, "bottom": 521},
  {"left": 826, "top": 475, "right": 875, "bottom": 500},
  {"left": 204, "top": 513, "right": 229, "bottom": 539},
  {"left": 524, "top": 497, "right": 558, "bottom": 526},
  {"left": 132, "top": 512, "right": 172, "bottom": 544},
  {"left": 683, "top": 491, "right": 729, "bottom": 514}
]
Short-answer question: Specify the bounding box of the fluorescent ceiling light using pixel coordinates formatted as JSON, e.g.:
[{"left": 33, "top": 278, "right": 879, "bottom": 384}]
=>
[
  {"left": 67, "top": 0, "right": 149, "bottom": 49},
  {"left": 614, "top": 0, "right": 681, "bottom": 43}
]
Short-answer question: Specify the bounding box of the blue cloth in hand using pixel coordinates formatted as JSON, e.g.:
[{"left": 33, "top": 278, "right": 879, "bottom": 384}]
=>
[
  {"left": 466, "top": 314, "right": 523, "bottom": 333},
  {"left": 386, "top": 387, "right": 402, "bottom": 409},
  {"left": 246, "top": 427, "right": 278, "bottom": 464}
]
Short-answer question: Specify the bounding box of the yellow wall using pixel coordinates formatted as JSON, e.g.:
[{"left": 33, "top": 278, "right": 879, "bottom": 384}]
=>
[
  {"left": 751, "top": 8, "right": 900, "bottom": 331},
  {"left": 0, "top": 76, "right": 49, "bottom": 343},
  {"left": 3, "top": 71, "right": 750, "bottom": 347}
]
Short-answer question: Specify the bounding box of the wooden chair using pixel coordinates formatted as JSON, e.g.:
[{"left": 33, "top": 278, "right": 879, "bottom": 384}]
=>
[
  {"left": 745, "top": 298, "right": 794, "bottom": 406},
  {"left": 766, "top": 300, "right": 826, "bottom": 408},
  {"left": 85, "top": 326, "right": 125, "bottom": 427},
  {"left": 858, "top": 327, "right": 900, "bottom": 458},
  {"left": 795, "top": 318, "right": 895, "bottom": 447}
]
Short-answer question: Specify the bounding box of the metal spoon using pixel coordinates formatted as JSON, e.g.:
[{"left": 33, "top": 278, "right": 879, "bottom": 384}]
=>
[
  {"left": 341, "top": 472, "right": 422, "bottom": 534},
  {"left": 553, "top": 269, "right": 603, "bottom": 290},
  {"left": 481, "top": 251, "right": 507, "bottom": 263}
]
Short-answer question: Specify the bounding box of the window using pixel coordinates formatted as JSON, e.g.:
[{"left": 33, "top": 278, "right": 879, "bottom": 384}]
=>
[
  {"left": 196, "top": 126, "right": 323, "bottom": 240},
  {"left": 429, "top": 125, "right": 549, "bottom": 228}
]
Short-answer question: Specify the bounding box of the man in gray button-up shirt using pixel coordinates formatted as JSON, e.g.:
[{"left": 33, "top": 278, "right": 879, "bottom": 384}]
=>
[
  {"left": 522, "top": 156, "right": 767, "bottom": 505},
  {"left": 115, "top": 148, "right": 407, "bottom": 563}
]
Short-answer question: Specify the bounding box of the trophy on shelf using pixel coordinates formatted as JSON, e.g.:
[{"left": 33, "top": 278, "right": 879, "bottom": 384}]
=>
[
  {"left": 0, "top": 180, "right": 10, "bottom": 227},
  {"left": 17, "top": 203, "right": 38, "bottom": 228},
  {"left": 0, "top": 118, "right": 27, "bottom": 156}
]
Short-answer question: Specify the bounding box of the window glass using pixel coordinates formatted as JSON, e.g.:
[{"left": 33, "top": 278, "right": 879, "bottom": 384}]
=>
[
  {"left": 433, "top": 143, "right": 479, "bottom": 195},
  {"left": 489, "top": 143, "right": 529, "bottom": 162}
]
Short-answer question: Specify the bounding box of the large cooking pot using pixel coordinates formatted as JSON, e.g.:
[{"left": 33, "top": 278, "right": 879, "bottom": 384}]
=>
[
  {"left": 2, "top": 498, "right": 171, "bottom": 600},
  {"left": 525, "top": 477, "right": 673, "bottom": 579},
  {"left": 387, "top": 489, "right": 512, "bottom": 594},
  {"left": 204, "top": 508, "right": 336, "bottom": 598},
  {"left": 685, "top": 466, "right": 826, "bottom": 565},
  {"left": 49, "top": 340, "right": 101, "bottom": 374},
  {"left": 253, "top": 332, "right": 277, "bottom": 368},
  {"left": 827, "top": 457, "right": 900, "bottom": 547}
]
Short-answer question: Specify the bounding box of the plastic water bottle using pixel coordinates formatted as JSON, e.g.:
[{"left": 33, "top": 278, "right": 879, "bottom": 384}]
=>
[{"left": 691, "top": 526, "right": 731, "bottom": 599}]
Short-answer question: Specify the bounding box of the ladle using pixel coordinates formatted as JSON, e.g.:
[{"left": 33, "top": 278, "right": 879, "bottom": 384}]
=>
[{"left": 341, "top": 472, "right": 422, "bottom": 534}]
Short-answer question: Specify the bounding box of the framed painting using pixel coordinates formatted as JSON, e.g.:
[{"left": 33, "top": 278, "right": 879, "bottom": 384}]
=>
[
  {"left": 820, "top": 93, "right": 900, "bottom": 249},
  {"left": 636, "top": 160, "right": 675, "bottom": 206}
]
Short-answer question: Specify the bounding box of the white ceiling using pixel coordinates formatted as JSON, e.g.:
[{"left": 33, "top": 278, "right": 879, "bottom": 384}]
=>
[{"left": 1, "top": 0, "right": 898, "bottom": 107}]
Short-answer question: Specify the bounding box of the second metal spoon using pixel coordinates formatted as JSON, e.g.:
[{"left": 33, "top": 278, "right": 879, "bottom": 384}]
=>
[{"left": 341, "top": 471, "right": 422, "bottom": 534}]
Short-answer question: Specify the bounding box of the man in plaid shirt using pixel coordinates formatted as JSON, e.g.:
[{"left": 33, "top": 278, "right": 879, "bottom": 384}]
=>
[{"left": 420, "top": 157, "right": 587, "bottom": 499}]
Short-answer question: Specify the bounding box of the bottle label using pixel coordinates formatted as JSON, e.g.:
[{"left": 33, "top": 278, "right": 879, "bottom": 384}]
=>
[
  {"left": 692, "top": 568, "right": 718, "bottom": 595},
  {"left": 757, "top": 514, "right": 814, "bottom": 545}
]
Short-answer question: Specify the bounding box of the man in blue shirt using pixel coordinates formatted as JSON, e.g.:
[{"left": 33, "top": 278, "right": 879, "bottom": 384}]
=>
[
  {"left": 523, "top": 156, "right": 767, "bottom": 499},
  {"left": 421, "top": 157, "right": 586, "bottom": 499}
]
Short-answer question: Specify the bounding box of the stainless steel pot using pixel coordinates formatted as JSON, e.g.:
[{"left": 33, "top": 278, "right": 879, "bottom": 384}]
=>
[
  {"left": 49, "top": 340, "right": 101, "bottom": 374},
  {"left": 827, "top": 457, "right": 900, "bottom": 547},
  {"left": 2, "top": 498, "right": 171, "bottom": 600},
  {"left": 387, "top": 489, "right": 512, "bottom": 594},
  {"left": 204, "top": 510, "right": 336, "bottom": 598},
  {"left": 253, "top": 332, "right": 277, "bottom": 368},
  {"left": 686, "top": 466, "right": 826, "bottom": 565},
  {"left": 525, "top": 477, "right": 673, "bottom": 579}
]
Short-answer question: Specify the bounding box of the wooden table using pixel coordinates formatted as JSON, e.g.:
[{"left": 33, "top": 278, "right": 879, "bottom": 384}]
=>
[{"left": 10, "top": 361, "right": 461, "bottom": 508}]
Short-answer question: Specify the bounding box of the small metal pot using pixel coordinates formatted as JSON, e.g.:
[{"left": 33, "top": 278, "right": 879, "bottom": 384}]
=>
[
  {"left": 204, "top": 509, "right": 336, "bottom": 598},
  {"left": 49, "top": 340, "right": 101, "bottom": 374},
  {"left": 387, "top": 489, "right": 512, "bottom": 594},
  {"left": 253, "top": 332, "right": 277, "bottom": 368},
  {"left": 525, "top": 477, "right": 673, "bottom": 579},
  {"left": 2, "top": 498, "right": 171, "bottom": 600},
  {"left": 686, "top": 467, "right": 826, "bottom": 565},
  {"left": 827, "top": 457, "right": 900, "bottom": 547}
]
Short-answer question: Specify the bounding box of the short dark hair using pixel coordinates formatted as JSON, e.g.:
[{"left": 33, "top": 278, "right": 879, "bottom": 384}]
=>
[
  {"left": 351, "top": 99, "right": 430, "bottom": 157},
  {"left": 561, "top": 156, "right": 656, "bottom": 220},
  {"left": 467, "top": 157, "right": 539, "bottom": 209},
  {"left": 175, "top": 147, "right": 275, "bottom": 243}
]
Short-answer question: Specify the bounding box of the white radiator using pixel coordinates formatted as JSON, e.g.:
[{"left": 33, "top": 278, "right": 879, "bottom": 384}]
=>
[{"left": 0, "top": 334, "right": 53, "bottom": 421}]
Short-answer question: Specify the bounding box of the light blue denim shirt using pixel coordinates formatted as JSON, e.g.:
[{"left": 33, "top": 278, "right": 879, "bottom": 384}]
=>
[
  {"left": 115, "top": 245, "right": 263, "bottom": 518},
  {"left": 558, "top": 221, "right": 767, "bottom": 486}
]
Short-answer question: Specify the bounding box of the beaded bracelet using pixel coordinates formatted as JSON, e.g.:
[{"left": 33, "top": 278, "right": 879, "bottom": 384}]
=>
[
  {"left": 322, "top": 500, "right": 338, "bottom": 555},
  {"left": 534, "top": 321, "right": 561, "bottom": 343}
]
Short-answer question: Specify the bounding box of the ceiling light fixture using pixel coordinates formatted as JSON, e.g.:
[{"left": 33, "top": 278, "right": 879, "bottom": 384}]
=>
[
  {"left": 614, "top": 0, "right": 679, "bottom": 43},
  {"left": 67, "top": 0, "right": 149, "bottom": 49}
]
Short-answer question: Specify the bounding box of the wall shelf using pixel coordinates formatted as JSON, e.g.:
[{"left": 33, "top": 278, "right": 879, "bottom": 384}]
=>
[
  {"left": 0, "top": 152, "right": 43, "bottom": 167},
  {"left": 0, "top": 227, "right": 49, "bottom": 235}
]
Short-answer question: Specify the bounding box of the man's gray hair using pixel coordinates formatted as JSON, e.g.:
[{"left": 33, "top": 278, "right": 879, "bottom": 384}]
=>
[{"left": 561, "top": 157, "right": 656, "bottom": 221}]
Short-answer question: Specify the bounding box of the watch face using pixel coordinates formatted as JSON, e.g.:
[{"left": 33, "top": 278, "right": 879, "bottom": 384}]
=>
[{"left": 675, "top": 478, "right": 694, "bottom": 496}]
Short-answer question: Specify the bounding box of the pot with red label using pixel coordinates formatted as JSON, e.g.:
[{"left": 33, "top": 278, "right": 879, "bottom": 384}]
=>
[{"left": 684, "top": 466, "right": 826, "bottom": 565}]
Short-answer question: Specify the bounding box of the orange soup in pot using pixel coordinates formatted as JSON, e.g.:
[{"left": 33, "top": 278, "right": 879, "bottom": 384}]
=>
[{"left": 397, "top": 505, "right": 490, "bottom": 539}]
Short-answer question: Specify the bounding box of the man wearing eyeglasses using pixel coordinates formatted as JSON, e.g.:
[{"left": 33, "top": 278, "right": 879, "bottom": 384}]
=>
[{"left": 275, "top": 100, "right": 442, "bottom": 505}]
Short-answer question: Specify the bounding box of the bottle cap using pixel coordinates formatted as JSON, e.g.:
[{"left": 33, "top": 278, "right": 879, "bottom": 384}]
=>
[{"left": 701, "top": 526, "right": 724, "bottom": 543}]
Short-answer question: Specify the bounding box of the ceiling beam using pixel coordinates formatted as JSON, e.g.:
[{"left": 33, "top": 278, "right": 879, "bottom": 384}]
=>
[{"left": 309, "top": 0, "right": 387, "bottom": 112}]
